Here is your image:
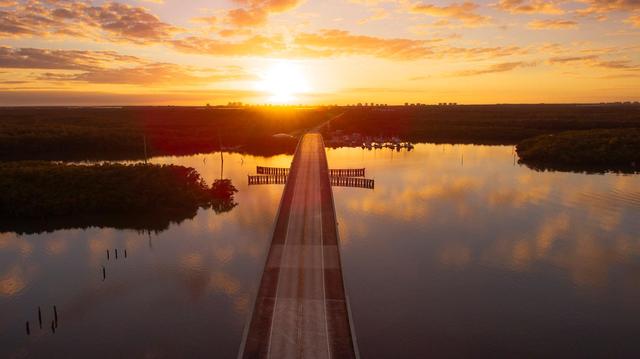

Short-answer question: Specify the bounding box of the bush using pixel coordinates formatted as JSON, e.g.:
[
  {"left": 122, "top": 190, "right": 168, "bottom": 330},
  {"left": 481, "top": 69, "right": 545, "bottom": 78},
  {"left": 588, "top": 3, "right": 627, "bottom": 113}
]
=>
[
  {"left": 0, "top": 162, "right": 238, "bottom": 218},
  {"left": 516, "top": 128, "right": 640, "bottom": 173}
]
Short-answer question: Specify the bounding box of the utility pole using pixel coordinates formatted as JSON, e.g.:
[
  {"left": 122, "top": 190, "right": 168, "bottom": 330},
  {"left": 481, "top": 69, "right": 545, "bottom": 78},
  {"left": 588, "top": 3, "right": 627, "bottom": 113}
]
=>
[
  {"left": 218, "top": 133, "right": 224, "bottom": 180},
  {"left": 143, "top": 135, "right": 148, "bottom": 164}
]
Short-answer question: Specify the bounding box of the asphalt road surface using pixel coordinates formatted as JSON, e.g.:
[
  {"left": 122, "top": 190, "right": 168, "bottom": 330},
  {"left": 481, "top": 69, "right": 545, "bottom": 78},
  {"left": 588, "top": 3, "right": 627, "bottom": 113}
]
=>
[{"left": 240, "top": 133, "right": 357, "bottom": 359}]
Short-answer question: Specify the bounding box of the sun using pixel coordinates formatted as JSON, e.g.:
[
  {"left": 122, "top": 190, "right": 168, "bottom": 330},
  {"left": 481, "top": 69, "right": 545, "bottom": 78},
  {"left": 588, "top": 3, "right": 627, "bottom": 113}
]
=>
[{"left": 256, "top": 60, "right": 310, "bottom": 104}]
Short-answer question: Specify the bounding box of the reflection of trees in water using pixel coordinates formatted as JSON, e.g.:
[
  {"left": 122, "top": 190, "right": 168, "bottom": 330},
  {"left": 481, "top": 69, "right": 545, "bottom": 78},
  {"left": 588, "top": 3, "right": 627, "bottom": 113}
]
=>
[
  {"left": 0, "top": 162, "right": 240, "bottom": 235},
  {"left": 518, "top": 160, "right": 640, "bottom": 175},
  {"left": 209, "top": 179, "right": 238, "bottom": 214},
  {"left": 0, "top": 179, "right": 239, "bottom": 235},
  {"left": 0, "top": 210, "right": 197, "bottom": 235}
]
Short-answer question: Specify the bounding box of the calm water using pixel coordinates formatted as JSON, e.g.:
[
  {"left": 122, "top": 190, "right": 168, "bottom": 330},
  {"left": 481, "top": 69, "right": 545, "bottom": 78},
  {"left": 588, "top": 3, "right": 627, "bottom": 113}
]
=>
[{"left": 1, "top": 144, "right": 639, "bottom": 358}]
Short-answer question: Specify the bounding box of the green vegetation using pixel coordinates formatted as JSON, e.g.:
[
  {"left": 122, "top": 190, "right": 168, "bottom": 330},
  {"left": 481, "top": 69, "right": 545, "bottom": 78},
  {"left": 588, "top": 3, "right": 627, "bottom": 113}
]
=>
[
  {"left": 0, "top": 162, "right": 238, "bottom": 233},
  {"left": 516, "top": 128, "right": 640, "bottom": 173},
  {"left": 326, "top": 104, "right": 640, "bottom": 172},
  {"left": 0, "top": 107, "right": 335, "bottom": 161},
  {"left": 2, "top": 104, "right": 639, "bottom": 173},
  {"left": 327, "top": 104, "right": 640, "bottom": 145}
]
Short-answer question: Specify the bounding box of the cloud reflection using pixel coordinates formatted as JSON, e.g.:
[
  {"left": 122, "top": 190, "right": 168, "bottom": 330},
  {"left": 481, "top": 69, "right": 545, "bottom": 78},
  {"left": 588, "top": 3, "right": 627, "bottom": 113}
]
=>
[{"left": 328, "top": 144, "right": 640, "bottom": 288}]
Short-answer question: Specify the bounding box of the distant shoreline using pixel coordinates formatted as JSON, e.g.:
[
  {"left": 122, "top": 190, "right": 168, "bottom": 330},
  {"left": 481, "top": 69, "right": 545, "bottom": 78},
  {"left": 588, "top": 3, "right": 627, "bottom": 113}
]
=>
[
  {"left": 1, "top": 105, "right": 639, "bottom": 173},
  {"left": 0, "top": 102, "right": 637, "bottom": 108}
]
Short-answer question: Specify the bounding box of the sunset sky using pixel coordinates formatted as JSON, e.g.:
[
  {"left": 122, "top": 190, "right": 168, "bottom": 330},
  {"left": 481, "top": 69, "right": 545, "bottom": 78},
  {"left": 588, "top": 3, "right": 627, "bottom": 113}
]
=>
[{"left": 1, "top": 0, "right": 639, "bottom": 105}]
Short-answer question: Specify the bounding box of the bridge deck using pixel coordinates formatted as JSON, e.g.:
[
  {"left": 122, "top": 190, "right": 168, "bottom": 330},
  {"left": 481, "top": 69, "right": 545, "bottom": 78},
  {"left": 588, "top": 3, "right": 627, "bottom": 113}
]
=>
[{"left": 240, "top": 133, "right": 357, "bottom": 358}]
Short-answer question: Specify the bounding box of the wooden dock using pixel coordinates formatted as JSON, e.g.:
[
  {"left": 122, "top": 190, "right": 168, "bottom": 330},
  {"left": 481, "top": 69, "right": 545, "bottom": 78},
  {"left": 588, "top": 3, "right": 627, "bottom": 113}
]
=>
[
  {"left": 239, "top": 133, "right": 358, "bottom": 358},
  {"left": 256, "top": 167, "right": 365, "bottom": 178},
  {"left": 330, "top": 177, "right": 374, "bottom": 189},
  {"left": 329, "top": 168, "right": 365, "bottom": 177}
]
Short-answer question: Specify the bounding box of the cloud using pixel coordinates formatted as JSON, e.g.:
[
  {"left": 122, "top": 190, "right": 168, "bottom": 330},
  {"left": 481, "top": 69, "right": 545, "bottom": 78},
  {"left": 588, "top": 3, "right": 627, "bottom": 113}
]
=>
[
  {"left": 577, "top": 0, "right": 640, "bottom": 15},
  {"left": 168, "top": 29, "right": 527, "bottom": 61},
  {"left": 224, "top": 0, "right": 304, "bottom": 27},
  {"left": 438, "top": 45, "right": 528, "bottom": 59},
  {"left": 496, "top": 0, "right": 565, "bottom": 14},
  {"left": 191, "top": 15, "right": 217, "bottom": 26},
  {"left": 0, "top": 1, "right": 178, "bottom": 43},
  {"left": 227, "top": 7, "right": 269, "bottom": 26},
  {"left": 548, "top": 55, "right": 598, "bottom": 63},
  {"left": 175, "top": 29, "right": 432, "bottom": 59},
  {"left": 0, "top": 46, "right": 142, "bottom": 70},
  {"left": 170, "top": 35, "right": 286, "bottom": 56},
  {"left": 291, "top": 28, "right": 435, "bottom": 59},
  {"left": 357, "top": 7, "right": 390, "bottom": 24},
  {"left": 548, "top": 55, "right": 640, "bottom": 70},
  {"left": 294, "top": 29, "right": 530, "bottom": 60},
  {"left": 39, "top": 63, "right": 249, "bottom": 85},
  {"left": 348, "top": 0, "right": 397, "bottom": 4},
  {"left": 0, "top": 47, "right": 250, "bottom": 86},
  {"left": 451, "top": 61, "right": 534, "bottom": 76},
  {"left": 528, "top": 19, "right": 578, "bottom": 29},
  {"left": 625, "top": 13, "right": 640, "bottom": 27},
  {"left": 410, "top": 2, "right": 491, "bottom": 26}
]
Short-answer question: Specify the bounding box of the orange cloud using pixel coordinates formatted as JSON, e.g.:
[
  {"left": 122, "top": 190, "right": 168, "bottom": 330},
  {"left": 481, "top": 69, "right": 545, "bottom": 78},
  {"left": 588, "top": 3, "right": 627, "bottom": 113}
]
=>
[
  {"left": 191, "top": 15, "right": 218, "bottom": 28},
  {"left": 292, "top": 28, "right": 435, "bottom": 59},
  {"left": 227, "top": 7, "right": 269, "bottom": 26},
  {"left": 577, "top": 0, "right": 640, "bottom": 15},
  {"left": 528, "top": 19, "right": 578, "bottom": 29},
  {"left": 171, "top": 35, "right": 286, "bottom": 56},
  {"left": 357, "top": 7, "right": 390, "bottom": 24},
  {"left": 0, "top": 47, "right": 250, "bottom": 85},
  {"left": 497, "top": 0, "right": 565, "bottom": 14},
  {"left": 625, "top": 13, "right": 640, "bottom": 27},
  {"left": 548, "top": 55, "right": 640, "bottom": 70},
  {"left": 39, "top": 64, "right": 249, "bottom": 85},
  {"left": 452, "top": 61, "right": 534, "bottom": 76},
  {"left": 438, "top": 45, "right": 528, "bottom": 59},
  {"left": 0, "top": 1, "right": 177, "bottom": 43},
  {"left": 225, "top": 0, "right": 304, "bottom": 27},
  {"left": 410, "top": 1, "right": 491, "bottom": 26},
  {"left": 0, "top": 46, "right": 142, "bottom": 70},
  {"left": 175, "top": 28, "right": 517, "bottom": 61}
]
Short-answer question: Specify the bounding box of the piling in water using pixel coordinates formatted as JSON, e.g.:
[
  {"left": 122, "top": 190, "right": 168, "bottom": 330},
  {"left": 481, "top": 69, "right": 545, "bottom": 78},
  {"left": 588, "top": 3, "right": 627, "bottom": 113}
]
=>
[
  {"left": 102, "top": 266, "right": 106, "bottom": 281},
  {"left": 53, "top": 305, "right": 58, "bottom": 325},
  {"left": 107, "top": 250, "right": 109, "bottom": 260},
  {"left": 115, "top": 249, "right": 118, "bottom": 259},
  {"left": 124, "top": 250, "right": 127, "bottom": 258},
  {"left": 26, "top": 321, "right": 30, "bottom": 335},
  {"left": 38, "top": 306, "right": 42, "bottom": 329}
]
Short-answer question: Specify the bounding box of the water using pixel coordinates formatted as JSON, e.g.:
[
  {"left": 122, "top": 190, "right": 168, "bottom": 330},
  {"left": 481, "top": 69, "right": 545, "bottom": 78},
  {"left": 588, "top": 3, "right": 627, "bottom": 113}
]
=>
[{"left": 1, "top": 144, "right": 639, "bottom": 358}]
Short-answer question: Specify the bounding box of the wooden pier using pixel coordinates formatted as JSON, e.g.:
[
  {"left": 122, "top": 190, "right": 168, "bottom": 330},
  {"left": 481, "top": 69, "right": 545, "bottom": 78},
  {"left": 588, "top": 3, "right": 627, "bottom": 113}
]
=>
[
  {"left": 248, "top": 174, "right": 288, "bottom": 185},
  {"left": 329, "top": 168, "right": 365, "bottom": 177},
  {"left": 250, "top": 168, "right": 373, "bottom": 189},
  {"left": 257, "top": 166, "right": 365, "bottom": 178},
  {"left": 330, "top": 176, "right": 374, "bottom": 189},
  {"left": 256, "top": 166, "right": 290, "bottom": 175}
]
